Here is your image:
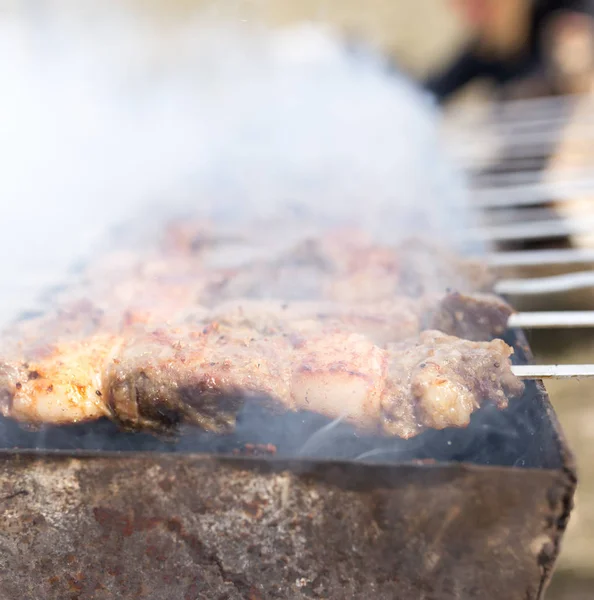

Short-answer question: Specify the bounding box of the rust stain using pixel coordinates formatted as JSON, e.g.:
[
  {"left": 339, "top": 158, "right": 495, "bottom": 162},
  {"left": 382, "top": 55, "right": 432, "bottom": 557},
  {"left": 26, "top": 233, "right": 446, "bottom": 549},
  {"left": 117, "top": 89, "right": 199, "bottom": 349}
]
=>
[
  {"left": 184, "top": 581, "right": 200, "bottom": 600},
  {"left": 65, "top": 572, "right": 85, "bottom": 594},
  {"left": 92, "top": 507, "right": 212, "bottom": 568},
  {"left": 248, "top": 586, "right": 263, "bottom": 600},
  {"left": 92, "top": 507, "right": 162, "bottom": 538},
  {"left": 233, "top": 443, "right": 277, "bottom": 457},
  {"left": 93, "top": 507, "right": 134, "bottom": 537},
  {"left": 242, "top": 494, "right": 269, "bottom": 519},
  {"left": 106, "top": 565, "right": 123, "bottom": 578},
  {"left": 158, "top": 477, "right": 174, "bottom": 493}
]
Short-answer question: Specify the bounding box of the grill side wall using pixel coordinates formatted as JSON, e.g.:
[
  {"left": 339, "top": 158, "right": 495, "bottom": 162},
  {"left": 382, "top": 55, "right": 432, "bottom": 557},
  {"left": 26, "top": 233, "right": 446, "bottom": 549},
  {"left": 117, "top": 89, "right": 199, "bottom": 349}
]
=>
[{"left": 0, "top": 454, "right": 574, "bottom": 600}]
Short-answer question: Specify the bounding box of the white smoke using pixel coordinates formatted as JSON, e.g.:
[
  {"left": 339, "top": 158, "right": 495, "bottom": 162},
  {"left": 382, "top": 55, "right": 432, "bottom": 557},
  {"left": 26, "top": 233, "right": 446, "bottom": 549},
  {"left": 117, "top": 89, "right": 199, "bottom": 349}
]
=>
[{"left": 0, "top": 3, "right": 474, "bottom": 326}]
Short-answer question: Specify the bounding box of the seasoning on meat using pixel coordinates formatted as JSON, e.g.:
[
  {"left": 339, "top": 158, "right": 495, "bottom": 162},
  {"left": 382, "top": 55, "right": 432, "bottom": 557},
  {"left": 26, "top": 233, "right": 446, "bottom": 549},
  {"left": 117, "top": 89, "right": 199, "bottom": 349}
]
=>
[
  {"left": 0, "top": 225, "right": 523, "bottom": 439},
  {"left": 0, "top": 323, "right": 523, "bottom": 438}
]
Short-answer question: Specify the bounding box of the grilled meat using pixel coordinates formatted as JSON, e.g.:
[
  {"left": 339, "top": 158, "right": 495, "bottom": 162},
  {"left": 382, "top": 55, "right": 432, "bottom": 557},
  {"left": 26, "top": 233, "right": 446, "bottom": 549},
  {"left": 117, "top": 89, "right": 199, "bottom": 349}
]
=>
[
  {"left": 382, "top": 331, "right": 523, "bottom": 437},
  {"left": 0, "top": 335, "right": 115, "bottom": 425},
  {"left": 427, "top": 292, "right": 513, "bottom": 342},
  {"left": 0, "top": 225, "right": 522, "bottom": 438},
  {"left": 0, "top": 324, "right": 522, "bottom": 438}
]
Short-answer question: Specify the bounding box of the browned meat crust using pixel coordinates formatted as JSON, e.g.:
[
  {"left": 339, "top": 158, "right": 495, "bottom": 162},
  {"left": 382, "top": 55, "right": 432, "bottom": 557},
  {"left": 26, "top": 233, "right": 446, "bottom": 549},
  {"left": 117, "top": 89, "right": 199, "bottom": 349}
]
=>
[
  {"left": 381, "top": 331, "right": 523, "bottom": 437},
  {"left": 0, "top": 225, "right": 522, "bottom": 438},
  {"left": 105, "top": 327, "right": 522, "bottom": 439},
  {"left": 0, "top": 324, "right": 523, "bottom": 439},
  {"left": 427, "top": 292, "right": 513, "bottom": 342}
]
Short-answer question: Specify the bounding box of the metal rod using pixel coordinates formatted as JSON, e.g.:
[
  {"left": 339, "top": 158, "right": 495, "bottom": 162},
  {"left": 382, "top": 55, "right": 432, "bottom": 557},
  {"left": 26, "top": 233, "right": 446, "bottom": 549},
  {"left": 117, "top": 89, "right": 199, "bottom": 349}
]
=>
[
  {"left": 446, "top": 113, "right": 574, "bottom": 132},
  {"left": 471, "top": 216, "right": 594, "bottom": 242},
  {"left": 487, "top": 248, "right": 594, "bottom": 267},
  {"left": 495, "top": 271, "right": 594, "bottom": 295},
  {"left": 451, "top": 143, "right": 555, "bottom": 162},
  {"left": 509, "top": 311, "right": 594, "bottom": 328},
  {"left": 446, "top": 108, "right": 589, "bottom": 131},
  {"left": 512, "top": 364, "right": 594, "bottom": 379},
  {"left": 445, "top": 93, "right": 589, "bottom": 124},
  {"left": 448, "top": 128, "right": 594, "bottom": 151},
  {"left": 471, "top": 168, "right": 591, "bottom": 187},
  {"left": 481, "top": 206, "right": 567, "bottom": 223},
  {"left": 473, "top": 179, "right": 594, "bottom": 208},
  {"left": 462, "top": 157, "right": 560, "bottom": 173}
]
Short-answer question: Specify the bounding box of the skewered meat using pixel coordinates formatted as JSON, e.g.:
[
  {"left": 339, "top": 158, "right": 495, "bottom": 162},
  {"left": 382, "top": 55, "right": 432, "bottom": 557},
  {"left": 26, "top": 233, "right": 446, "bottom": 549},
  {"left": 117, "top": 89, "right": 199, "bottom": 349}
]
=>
[
  {"left": 0, "top": 335, "right": 115, "bottom": 424},
  {"left": 0, "top": 225, "right": 522, "bottom": 438},
  {"left": 0, "top": 324, "right": 523, "bottom": 438},
  {"left": 4, "top": 289, "right": 509, "bottom": 357},
  {"left": 426, "top": 292, "right": 513, "bottom": 342},
  {"left": 381, "top": 331, "right": 523, "bottom": 437}
]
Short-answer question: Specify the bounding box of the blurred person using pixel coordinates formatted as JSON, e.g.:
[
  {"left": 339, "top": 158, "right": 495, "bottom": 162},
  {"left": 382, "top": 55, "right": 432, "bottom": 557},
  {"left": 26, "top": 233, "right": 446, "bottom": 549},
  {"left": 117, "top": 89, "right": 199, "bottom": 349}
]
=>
[{"left": 425, "top": 0, "right": 594, "bottom": 103}]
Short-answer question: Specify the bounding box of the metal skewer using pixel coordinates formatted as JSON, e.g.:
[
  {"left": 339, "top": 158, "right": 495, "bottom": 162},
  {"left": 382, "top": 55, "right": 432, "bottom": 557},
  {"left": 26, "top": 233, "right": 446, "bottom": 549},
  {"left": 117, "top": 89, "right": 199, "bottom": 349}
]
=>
[
  {"left": 487, "top": 248, "right": 594, "bottom": 267},
  {"left": 472, "top": 216, "right": 594, "bottom": 243},
  {"left": 474, "top": 179, "right": 594, "bottom": 208},
  {"left": 495, "top": 270, "right": 594, "bottom": 295},
  {"left": 445, "top": 96, "right": 594, "bottom": 383},
  {"left": 509, "top": 311, "right": 594, "bottom": 328},
  {"left": 512, "top": 364, "right": 594, "bottom": 379},
  {"left": 446, "top": 92, "right": 589, "bottom": 122},
  {"left": 471, "top": 168, "right": 593, "bottom": 186},
  {"left": 445, "top": 95, "right": 594, "bottom": 136}
]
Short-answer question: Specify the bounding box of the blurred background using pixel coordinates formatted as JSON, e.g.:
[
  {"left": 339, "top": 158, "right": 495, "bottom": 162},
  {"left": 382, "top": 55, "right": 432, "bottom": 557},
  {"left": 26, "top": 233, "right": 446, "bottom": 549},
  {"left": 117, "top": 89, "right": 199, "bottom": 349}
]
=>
[{"left": 1, "top": 0, "right": 594, "bottom": 597}]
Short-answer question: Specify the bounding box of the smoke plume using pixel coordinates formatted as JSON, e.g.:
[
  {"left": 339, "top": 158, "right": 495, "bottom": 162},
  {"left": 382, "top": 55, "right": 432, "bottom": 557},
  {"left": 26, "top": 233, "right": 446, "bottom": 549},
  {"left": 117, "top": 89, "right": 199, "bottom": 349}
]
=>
[{"left": 0, "top": 2, "right": 475, "bottom": 326}]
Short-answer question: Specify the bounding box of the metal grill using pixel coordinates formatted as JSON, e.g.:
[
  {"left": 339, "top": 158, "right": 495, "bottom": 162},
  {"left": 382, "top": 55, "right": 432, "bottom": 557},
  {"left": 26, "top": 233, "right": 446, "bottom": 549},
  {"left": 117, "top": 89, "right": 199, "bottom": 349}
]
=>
[{"left": 0, "top": 18, "right": 582, "bottom": 600}]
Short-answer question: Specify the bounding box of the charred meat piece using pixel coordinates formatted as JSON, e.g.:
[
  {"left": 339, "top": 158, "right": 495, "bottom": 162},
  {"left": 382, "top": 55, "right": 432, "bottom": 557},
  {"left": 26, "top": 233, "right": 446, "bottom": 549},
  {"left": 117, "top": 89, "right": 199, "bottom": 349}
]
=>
[
  {"left": 427, "top": 292, "right": 514, "bottom": 341},
  {"left": 381, "top": 330, "right": 524, "bottom": 438},
  {"left": 105, "top": 324, "right": 293, "bottom": 434}
]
